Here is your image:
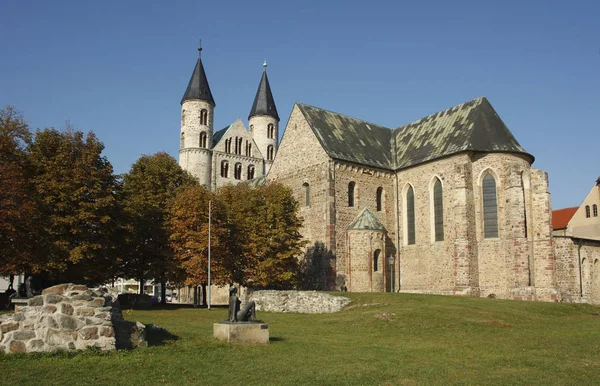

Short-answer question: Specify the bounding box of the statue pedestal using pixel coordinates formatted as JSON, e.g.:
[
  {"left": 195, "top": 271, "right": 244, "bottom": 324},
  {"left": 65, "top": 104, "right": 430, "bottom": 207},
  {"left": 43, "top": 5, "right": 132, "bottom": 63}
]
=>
[{"left": 213, "top": 321, "right": 269, "bottom": 344}]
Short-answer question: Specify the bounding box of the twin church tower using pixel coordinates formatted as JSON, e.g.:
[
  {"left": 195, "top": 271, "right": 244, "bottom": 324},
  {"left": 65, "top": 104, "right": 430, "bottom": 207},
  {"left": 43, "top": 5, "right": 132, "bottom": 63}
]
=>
[{"left": 178, "top": 46, "right": 279, "bottom": 189}]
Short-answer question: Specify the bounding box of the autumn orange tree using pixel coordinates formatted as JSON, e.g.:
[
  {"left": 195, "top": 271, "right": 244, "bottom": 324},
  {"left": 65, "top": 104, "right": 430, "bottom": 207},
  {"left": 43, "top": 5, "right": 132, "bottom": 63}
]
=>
[
  {"left": 121, "top": 152, "right": 197, "bottom": 301},
  {"left": 0, "top": 107, "right": 36, "bottom": 277},
  {"left": 168, "top": 185, "right": 235, "bottom": 304},
  {"left": 27, "top": 127, "right": 122, "bottom": 285}
]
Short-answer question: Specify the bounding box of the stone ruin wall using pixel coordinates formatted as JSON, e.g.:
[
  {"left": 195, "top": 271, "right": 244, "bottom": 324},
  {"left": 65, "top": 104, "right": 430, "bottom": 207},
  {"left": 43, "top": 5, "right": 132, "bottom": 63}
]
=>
[{"left": 0, "top": 283, "right": 144, "bottom": 354}]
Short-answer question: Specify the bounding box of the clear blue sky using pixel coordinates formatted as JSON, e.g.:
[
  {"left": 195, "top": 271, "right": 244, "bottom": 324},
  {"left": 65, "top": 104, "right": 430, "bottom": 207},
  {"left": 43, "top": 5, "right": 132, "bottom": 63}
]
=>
[{"left": 1, "top": 0, "right": 598, "bottom": 209}]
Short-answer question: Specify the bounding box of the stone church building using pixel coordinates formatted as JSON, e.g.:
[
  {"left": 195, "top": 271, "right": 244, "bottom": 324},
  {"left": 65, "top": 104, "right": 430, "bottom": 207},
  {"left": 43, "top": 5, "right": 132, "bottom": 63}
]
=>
[
  {"left": 178, "top": 47, "right": 279, "bottom": 190},
  {"left": 177, "top": 48, "right": 599, "bottom": 304}
]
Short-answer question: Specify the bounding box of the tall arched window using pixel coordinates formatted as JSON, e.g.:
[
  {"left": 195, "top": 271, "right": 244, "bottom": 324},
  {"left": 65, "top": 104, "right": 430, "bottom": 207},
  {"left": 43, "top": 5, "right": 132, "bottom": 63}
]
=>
[
  {"left": 483, "top": 173, "right": 498, "bottom": 238},
  {"left": 234, "top": 137, "right": 239, "bottom": 155},
  {"left": 237, "top": 138, "right": 243, "bottom": 155},
  {"left": 373, "top": 249, "right": 381, "bottom": 272},
  {"left": 199, "top": 132, "right": 207, "bottom": 148},
  {"left": 348, "top": 182, "right": 355, "bottom": 207},
  {"left": 406, "top": 186, "right": 415, "bottom": 245},
  {"left": 376, "top": 187, "right": 383, "bottom": 212},
  {"left": 586, "top": 205, "right": 591, "bottom": 218},
  {"left": 220, "top": 161, "right": 229, "bottom": 178},
  {"left": 180, "top": 132, "right": 185, "bottom": 148},
  {"left": 247, "top": 165, "right": 255, "bottom": 180},
  {"left": 268, "top": 124, "right": 275, "bottom": 139},
  {"left": 433, "top": 178, "right": 444, "bottom": 241},
  {"left": 200, "top": 109, "right": 208, "bottom": 125},
  {"left": 182, "top": 110, "right": 186, "bottom": 126},
  {"left": 250, "top": 124, "right": 254, "bottom": 133},
  {"left": 225, "top": 138, "right": 231, "bottom": 153},
  {"left": 234, "top": 163, "right": 242, "bottom": 180},
  {"left": 594, "top": 204, "right": 598, "bottom": 217},
  {"left": 267, "top": 145, "right": 274, "bottom": 160},
  {"left": 303, "top": 182, "right": 310, "bottom": 206}
]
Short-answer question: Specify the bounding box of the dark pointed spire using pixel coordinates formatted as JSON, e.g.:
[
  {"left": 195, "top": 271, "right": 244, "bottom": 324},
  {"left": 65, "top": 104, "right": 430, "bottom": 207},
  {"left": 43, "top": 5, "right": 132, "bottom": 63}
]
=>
[
  {"left": 181, "top": 42, "right": 215, "bottom": 106},
  {"left": 248, "top": 60, "right": 279, "bottom": 120}
]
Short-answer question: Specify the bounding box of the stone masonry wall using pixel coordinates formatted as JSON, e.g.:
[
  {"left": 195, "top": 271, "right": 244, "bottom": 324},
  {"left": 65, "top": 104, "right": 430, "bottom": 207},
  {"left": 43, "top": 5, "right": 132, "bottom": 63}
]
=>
[
  {"left": 246, "top": 290, "right": 351, "bottom": 314},
  {"left": 0, "top": 284, "right": 145, "bottom": 354},
  {"left": 347, "top": 229, "right": 386, "bottom": 292},
  {"left": 554, "top": 237, "right": 600, "bottom": 304}
]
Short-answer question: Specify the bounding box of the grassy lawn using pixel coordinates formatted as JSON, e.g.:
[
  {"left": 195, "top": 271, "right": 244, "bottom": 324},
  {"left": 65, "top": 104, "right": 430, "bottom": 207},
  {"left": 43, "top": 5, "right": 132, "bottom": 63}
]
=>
[{"left": 1, "top": 293, "right": 600, "bottom": 385}]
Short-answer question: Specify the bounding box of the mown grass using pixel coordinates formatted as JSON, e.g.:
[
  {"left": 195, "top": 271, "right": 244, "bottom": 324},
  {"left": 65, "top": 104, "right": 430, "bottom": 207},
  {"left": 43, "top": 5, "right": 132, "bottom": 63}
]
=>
[{"left": 1, "top": 293, "right": 600, "bottom": 385}]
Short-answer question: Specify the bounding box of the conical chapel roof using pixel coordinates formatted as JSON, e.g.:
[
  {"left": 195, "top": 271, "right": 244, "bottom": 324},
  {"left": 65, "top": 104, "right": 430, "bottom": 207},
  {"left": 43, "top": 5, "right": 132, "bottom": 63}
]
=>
[
  {"left": 181, "top": 54, "right": 215, "bottom": 106},
  {"left": 347, "top": 208, "right": 387, "bottom": 231}
]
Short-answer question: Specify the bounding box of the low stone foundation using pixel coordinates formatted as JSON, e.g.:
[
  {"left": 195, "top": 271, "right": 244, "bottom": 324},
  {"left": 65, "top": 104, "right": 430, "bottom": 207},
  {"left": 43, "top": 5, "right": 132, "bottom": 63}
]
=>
[
  {"left": 245, "top": 290, "right": 351, "bottom": 313},
  {"left": 0, "top": 283, "right": 147, "bottom": 354},
  {"left": 213, "top": 321, "right": 269, "bottom": 344}
]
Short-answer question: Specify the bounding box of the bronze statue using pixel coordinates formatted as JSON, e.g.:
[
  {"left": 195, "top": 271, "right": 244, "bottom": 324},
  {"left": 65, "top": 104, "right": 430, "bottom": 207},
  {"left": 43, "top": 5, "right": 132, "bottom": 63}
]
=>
[{"left": 228, "top": 286, "right": 256, "bottom": 322}]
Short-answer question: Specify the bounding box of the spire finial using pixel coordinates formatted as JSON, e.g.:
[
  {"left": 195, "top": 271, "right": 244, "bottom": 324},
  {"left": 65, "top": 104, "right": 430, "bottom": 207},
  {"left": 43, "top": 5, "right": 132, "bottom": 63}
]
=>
[
  {"left": 263, "top": 58, "right": 267, "bottom": 71},
  {"left": 198, "top": 39, "right": 202, "bottom": 58}
]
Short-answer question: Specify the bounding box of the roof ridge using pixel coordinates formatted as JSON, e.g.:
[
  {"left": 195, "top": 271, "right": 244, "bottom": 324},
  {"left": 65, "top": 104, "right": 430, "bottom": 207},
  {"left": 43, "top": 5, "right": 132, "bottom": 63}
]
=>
[
  {"left": 297, "top": 103, "right": 391, "bottom": 130},
  {"left": 395, "top": 96, "right": 485, "bottom": 130}
]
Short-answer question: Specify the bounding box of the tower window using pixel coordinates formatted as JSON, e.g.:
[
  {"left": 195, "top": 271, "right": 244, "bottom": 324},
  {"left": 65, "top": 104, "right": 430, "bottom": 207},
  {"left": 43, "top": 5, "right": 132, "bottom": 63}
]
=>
[
  {"left": 220, "top": 160, "right": 229, "bottom": 178},
  {"left": 268, "top": 124, "right": 275, "bottom": 139},
  {"left": 225, "top": 138, "right": 231, "bottom": 153},
  {"left": 200, "top": 109, "right": 208, "bottom": 125},
  {"left": 234, "top": 163, "right": 242, "bottom": 180},
  {"left": 348, "top": 182, "right": 355, "bottom": 207},
  {"left": 234, "top": 137, "right": 239, "bottom": 154},
  {"left": 406, "top": 185, "right": 415, "bottom": 245},
  {"left": 586, "top": 205, "right": 591, "bottom": 218},
  {"left": 247, "top": 165, "right": 255, "bottom": 180},
  {"left": 237, "top": 137, "right": 243, "bottom": 155},
  {"left": 182, "top": 110, "right": 186, "bottom": 126},
  {"left": 199, "top": 132, "right": 207, "bottom": 148},
  {"left": 373, "top": 249, "right": 381, "bottom": 272},
  {"left": 433, "top": 178, "right": 444, "bottom": 241},
  {"left": 594, "top": 204, "right": 598, "bottom": 217},
  {"left": 246, "top": 142, "right": 252, "bottom": 157},
  {"left": 267, "top": 145, "right": 274, "bottom": 160},
  {"left": 376, "top": 187, "right": 383, "bottom": 212},
  {"left": 180, "top": 132, "right": 185, "bottom": 148},
  {"left": 483, "top": 173, "right": 498, "bottom": 238},
  {"left": 303, "top": 182, "right": 310, "bottom": 206}
]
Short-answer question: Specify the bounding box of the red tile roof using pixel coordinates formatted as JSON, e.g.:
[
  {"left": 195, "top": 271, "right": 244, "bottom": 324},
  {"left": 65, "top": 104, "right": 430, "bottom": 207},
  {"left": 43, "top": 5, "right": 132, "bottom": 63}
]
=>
[{"left": 552, "top": 207, "right": 578, "bottom": 230}]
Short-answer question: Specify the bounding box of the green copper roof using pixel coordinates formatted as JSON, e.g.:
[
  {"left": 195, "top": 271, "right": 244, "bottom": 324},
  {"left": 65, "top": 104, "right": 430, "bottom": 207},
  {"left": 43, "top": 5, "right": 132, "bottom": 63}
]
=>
[
  {"left": 393, "top": 97, "right": 533, "bottom": 169},
  {"left": 347, "top": 208, "right": 387, "bottom": 231},
  {"left": 296, "top": 97, "right": 533, "bottom": 171},
  {"left": 297, "top": 103, "right": 393, "bottom": 169}
]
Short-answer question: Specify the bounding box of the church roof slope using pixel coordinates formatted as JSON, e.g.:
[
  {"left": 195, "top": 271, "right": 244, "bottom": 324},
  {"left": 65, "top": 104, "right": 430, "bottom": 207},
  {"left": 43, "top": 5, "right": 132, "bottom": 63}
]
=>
[
  {"left": 297, "top": 103, "right": 393, "bottom": 169},
  {"left": 181, "top": 56, "right": 215, "bottom": 106},
  {"left": 393, "top": 97, "right": 533, "bottom": 169},
  {"left": 212, "top": 125, "right": 230, "bottom": 148},
  {"left": 249, "top": 70, "right": 279, "bottom": 120},
  {"left": 347, "top": 208, "right": 387, "bottom": 231}
]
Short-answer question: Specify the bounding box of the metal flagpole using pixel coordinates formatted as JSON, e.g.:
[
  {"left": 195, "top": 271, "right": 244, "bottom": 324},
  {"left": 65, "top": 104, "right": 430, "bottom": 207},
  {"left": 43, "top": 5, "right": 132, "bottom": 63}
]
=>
[{"left": 208, "top": 199, "right": 211, "bottom": 310}]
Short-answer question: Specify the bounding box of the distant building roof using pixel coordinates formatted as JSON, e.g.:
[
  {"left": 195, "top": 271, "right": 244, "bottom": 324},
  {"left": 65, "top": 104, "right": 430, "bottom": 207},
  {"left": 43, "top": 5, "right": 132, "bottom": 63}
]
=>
[
  {"left": 249, "top": 69, "right": 279, "bottom": 120},
  {"left": 347, "top": 208, "right": 387, "bottom": 231},
  {"left": 297, "top": 97, "right": 533, "bottom": 171},
  {"left": 552, "top": 207, "right": 578, "bottom": 230}
]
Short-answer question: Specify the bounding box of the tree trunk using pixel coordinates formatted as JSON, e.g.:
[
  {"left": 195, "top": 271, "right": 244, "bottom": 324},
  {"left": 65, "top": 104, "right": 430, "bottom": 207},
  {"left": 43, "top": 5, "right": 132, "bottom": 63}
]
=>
[
  {"left": 201, "top": 283, "right": 207, "bottom": 307},
  {"left": 160, "top": 279, "right": 167, "bottom": 305},
  {"left": 139, "top": 278, "right": 144, "bottom": 295}
]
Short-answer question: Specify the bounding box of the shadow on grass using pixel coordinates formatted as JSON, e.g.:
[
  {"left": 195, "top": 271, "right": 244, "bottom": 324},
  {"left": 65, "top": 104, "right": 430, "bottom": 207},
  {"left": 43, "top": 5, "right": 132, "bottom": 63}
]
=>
[
  {"left": 269, "top": 337, "right": 285, "bottom": 343},
  {"left": 145, "top": 324, "right": 178, "bottom": 347}
]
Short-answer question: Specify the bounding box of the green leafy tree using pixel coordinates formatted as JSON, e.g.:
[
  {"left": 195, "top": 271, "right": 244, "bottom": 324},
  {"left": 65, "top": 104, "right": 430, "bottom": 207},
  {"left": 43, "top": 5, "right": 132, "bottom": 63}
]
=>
[
  {"left": 218, "top": 182, "right": 306, "bottom": 289},
  {"left": 27, "top": 126, "right": 122, "bottom": 285},
  {"left": 168, "top": 185, "right": 233, "bottom": 304},
  {"left": 0, "top": 106, "right": 36, "bottom": 277},
  {"left": 121, "top": 152, "right": 196, "bottom": 301}
]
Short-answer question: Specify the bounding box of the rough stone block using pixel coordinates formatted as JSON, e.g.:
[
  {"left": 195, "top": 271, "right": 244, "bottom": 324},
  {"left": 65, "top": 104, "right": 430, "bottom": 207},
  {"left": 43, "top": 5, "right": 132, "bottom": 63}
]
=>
[
  {"left": 9, "top": 340, "right": 26, "bottom": 353},
  {"left": 27, "top": 339, "right": 45, "bottom": 350},
  {"left": 213, "top": 322, "right": 269, "bottom": 344},
  {"left": 28, "top": 296, "right": 43, "bottom": 306},
  {"left": 92, "top": 297, "right": 106, "bottom": 307},
  {"left": 13, "top": 313, "right": 25, "bottom": 321},
  {"left": 42, "top": 284, "right": 70, "bottom": 296},
  {"left": 76, "top": 307, "right": 95, "bottom": 317},
  {"left": 100, "top": 326, "right": 114, "bottom": 337},
  {"left": 45, "top": 294, "right": 65, "bottom": 304},
  {"left": 58, "top": 314, "right": 84, "bottom": 331},
  {"left": 1, "top": 322, "right": 19, "bottom": 333},
  {"left": 80, "top": 326, "right": 98, "bottom": 340},
  {"left": 60, "top": 303, "right": 74, "bottom": 315},
  {"left": 13, "top": 330, "right": 36, "bottom": 341},
  {"left": 42, "top": 305, "right": 57, "bottom": 314}
]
